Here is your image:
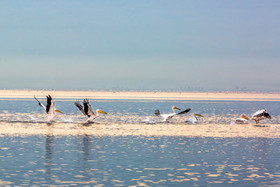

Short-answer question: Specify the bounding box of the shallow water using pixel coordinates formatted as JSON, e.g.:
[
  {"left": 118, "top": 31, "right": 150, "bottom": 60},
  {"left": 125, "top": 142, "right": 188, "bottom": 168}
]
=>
[
  {"left": 1, "top": 99, "right": 280, "bottom": 124},
  {"left": 1, "top": 136, "right": 280, "bottom": 186},
  {"left": 0, "top": 98, "right": 280, "bottom": 186}
]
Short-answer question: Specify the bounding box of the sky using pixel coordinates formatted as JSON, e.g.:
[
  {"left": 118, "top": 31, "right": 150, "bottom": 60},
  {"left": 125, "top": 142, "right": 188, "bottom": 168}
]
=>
[{"left": 0, "top": 0, "right": 279, "bottom": 91}]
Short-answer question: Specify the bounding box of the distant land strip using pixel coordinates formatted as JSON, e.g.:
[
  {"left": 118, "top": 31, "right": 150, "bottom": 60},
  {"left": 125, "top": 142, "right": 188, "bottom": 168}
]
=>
[{"left": 0, "top": 90, "right": 280, "bottom": 101}]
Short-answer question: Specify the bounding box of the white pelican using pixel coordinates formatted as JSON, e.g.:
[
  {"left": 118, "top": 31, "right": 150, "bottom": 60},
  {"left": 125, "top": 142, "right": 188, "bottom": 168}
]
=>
[
  {"left": 75, "top": 99, "right": 107, "bottom": 123},
  {"left": 185, "top": 113, "right": 204, "bottom": 124},
  {"left": 143, "top": 117, "right": 156, "bottom": 124},
  {"left": 34, "top": 95, "right": 63, "bottom": 123},
  {"left": 232, "top": 114, "right": 250, "bottom": 124},
  {"left": 251, "top": 109, "right": 271, "bottom": 124},
  {"left": 155, "top": 106, "right": 191, "bottom": 122}
]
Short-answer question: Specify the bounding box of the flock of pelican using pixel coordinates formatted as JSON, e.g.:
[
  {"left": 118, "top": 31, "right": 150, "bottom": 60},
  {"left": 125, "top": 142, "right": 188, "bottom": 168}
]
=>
[
  {"left": 34, "top": 95, "right": 107, "bottom": 123},
  {"left": 34, "top": 95, "right": 272, "bottom": 124}
]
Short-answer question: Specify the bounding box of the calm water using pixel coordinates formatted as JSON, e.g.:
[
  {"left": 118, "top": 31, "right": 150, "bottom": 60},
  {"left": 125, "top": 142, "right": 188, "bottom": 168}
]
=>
[{"left": 1, "top": 99, "right": 280, "bottom": 186}]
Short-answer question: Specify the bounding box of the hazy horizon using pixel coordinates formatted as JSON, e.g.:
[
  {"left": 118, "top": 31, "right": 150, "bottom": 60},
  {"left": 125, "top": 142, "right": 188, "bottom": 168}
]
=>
[{"left": 1, "top": 1, "right": 279, "bottom": 92}]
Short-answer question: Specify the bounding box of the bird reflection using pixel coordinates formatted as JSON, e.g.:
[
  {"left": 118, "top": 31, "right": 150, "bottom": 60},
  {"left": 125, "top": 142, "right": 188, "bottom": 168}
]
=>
[
  {"left": 45, "top": 134, "right": 54, "bottom": 183},
  {"left": 82, "top": 134, "right": 91, "bottom": 160},
  {"left": 76, "top": 134, "right": 92, "bottom": 182}
]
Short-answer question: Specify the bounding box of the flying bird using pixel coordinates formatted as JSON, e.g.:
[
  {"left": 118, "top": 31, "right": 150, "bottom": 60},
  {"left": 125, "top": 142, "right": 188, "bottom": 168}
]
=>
[
  {"left": 34, "top": 95, "right": 63, "bottom": 123},
  {"left": 251, "top": 109, "right": 272, "bottom": 124},
  {"left": 75, "top": 99, "right": 107, "bottom": 123},
  {"left": 155, "top": 106, "right": 191, "bottom": 122},
  {"left": 185, "top": 113, "right": 204, "bottom": 124}
]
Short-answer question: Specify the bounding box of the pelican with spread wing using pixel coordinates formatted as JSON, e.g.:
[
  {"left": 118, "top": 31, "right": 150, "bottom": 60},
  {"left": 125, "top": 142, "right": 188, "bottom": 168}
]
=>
[
  {"left": 155, "top": 106, "right": 191, "bottom": 122},
  {"left": 75, "top": 99, "right": 107, "bottom": 123},
  {"left": 34, "top": 95, "right": 63, "bottom": 123},
  {"left": 252, "top": 109, "right": 271, "bottom": 124}
]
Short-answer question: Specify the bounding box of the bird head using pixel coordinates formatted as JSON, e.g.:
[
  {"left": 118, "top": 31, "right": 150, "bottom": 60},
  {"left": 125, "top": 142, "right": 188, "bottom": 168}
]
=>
[
  {"left": 154, "top": 109, "right": 160, "bottom": 116},
  {"left": 172, "top": 106, "right": 181, "bottom": 111}
]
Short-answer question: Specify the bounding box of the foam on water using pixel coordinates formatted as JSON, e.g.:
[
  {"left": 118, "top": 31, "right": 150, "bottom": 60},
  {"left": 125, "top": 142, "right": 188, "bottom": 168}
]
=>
[{"left": 0, "top": 112, "right": 280, "bottom": 138}]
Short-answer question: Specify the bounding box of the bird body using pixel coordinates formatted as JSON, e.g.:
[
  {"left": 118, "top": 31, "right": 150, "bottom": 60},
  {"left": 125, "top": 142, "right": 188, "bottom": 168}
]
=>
[
  {"left": 233, "top": 114, "right": 250, "bottom": 124},
  {"left": 155, "top": 106, "right": 191, "bottom": 122},
  {"left": 185, "top": 113, "right": 203, "bottom": 124},
  {"left": 75, "top": 99, "right": 107, "bottom": 123},
  {"left": 34, "top": 95, "right": 63, "bottom": 123},
  {"left": 251, "top": 109, "right": 271, "bottom": 124}
]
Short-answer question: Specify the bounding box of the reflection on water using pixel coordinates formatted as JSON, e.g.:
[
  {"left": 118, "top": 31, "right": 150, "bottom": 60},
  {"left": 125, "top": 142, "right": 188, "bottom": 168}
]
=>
[
  {"left": 1, "top": 135, "right": 280, "bottom": 186},
  {"left": 45, "top": 134, "right": 54, "bottom": 184}
]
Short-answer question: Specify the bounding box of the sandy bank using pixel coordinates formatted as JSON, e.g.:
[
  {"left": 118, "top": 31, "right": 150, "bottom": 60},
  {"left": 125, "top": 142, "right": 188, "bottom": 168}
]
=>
[{"left": 0, "top": 90, "right": 280, "bottom": 101}]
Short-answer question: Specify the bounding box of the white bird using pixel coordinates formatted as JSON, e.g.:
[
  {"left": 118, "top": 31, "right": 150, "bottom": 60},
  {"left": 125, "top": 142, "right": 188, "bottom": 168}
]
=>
[
  {"left": 155, "top": 106, "right": 191, "bottom": 122},
  {"left": 251, "top": 109, "right": 272, "bottom": 124},
  {"left": 75, "top": 99, "right": 107, "bottom": 123},
  {"left": 34, "top": 95, "right": 63, "bottom": 123},
  {"left": 143, "top": 117, "right": 156, "bottom": 124},
  {"left": 185, "top": 113, "right": 204, "bottom": 124},
  {"left": 232, "top": 114, "right": 250, "bottom": 124}
]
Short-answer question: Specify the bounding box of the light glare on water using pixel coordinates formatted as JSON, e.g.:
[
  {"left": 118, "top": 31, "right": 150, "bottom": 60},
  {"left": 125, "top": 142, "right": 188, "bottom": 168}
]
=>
[{"left": 0, "top": 136, "right": 280, "bottom": 186}]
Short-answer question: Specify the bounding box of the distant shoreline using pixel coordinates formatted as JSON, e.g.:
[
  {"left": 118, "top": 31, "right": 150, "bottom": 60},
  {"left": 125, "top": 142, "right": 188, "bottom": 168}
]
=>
[{"left": 0, "top": 89, "right": 280, "bottom": 101}]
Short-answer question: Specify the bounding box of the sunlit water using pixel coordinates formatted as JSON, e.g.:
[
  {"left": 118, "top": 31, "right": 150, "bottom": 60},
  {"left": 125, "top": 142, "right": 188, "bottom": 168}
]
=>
[{"left": 1, "top": 98, "right": 280, "bottom": 186}]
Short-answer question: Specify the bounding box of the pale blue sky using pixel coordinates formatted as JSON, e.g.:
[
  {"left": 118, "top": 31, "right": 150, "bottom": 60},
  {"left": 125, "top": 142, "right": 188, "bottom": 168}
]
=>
[{"left": 0, "top": 1, "right": 279, "bottom": 91}]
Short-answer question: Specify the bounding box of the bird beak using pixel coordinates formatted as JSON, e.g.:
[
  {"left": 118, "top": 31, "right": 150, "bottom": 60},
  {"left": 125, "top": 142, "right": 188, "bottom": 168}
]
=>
[
  {"left": 195, "top": 114, "right": 203, "bottom": 117},
  {"left": 241, "top": 114, "right": 249, "bottom": 120},
  {"left": 55, "top": 109, "right": 63, "bottom": 114},
  {"left": 98, "top": 110, "right": 107, "bottom": 115}
]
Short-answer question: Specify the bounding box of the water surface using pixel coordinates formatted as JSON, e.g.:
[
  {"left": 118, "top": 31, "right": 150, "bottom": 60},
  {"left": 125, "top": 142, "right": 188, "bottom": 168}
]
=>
[{"left": 0, "top": 99, "right": 280, "bottom": 186}]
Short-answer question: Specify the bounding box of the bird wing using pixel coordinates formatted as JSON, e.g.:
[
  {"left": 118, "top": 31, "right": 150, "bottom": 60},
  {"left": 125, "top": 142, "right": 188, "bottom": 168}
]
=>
[
  {"left": 252, "top": 109, "right": 264, "bottom": 118},
  {"left": 46, "top": 95, "right": 55, "bottom": 115},
  {"left": 75, "top": 101, "right": 86, "bottom": 116},
  {"left": 87, "top": 104, "right": 95, "bottom": 117},
  {"left": 177, "top": 108, "right": 191, "bottom": 115},
  {"left": 162, "top": 113, "right": 176, "bottom": 121},
  {"left": 46, "top": 95, "right": 52, "bottom": 113},
  {"left": 83, "top": 99, "right": 95, "bottom": 117},
  {"left": 34, "top": 96, "right": 46, "bottom": 112},
  {"left": 252, "top": 109, "right": 271, "bottom": 119},
  {"left": 264, "top": 112, "right": 272, "bottom": 119}
]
